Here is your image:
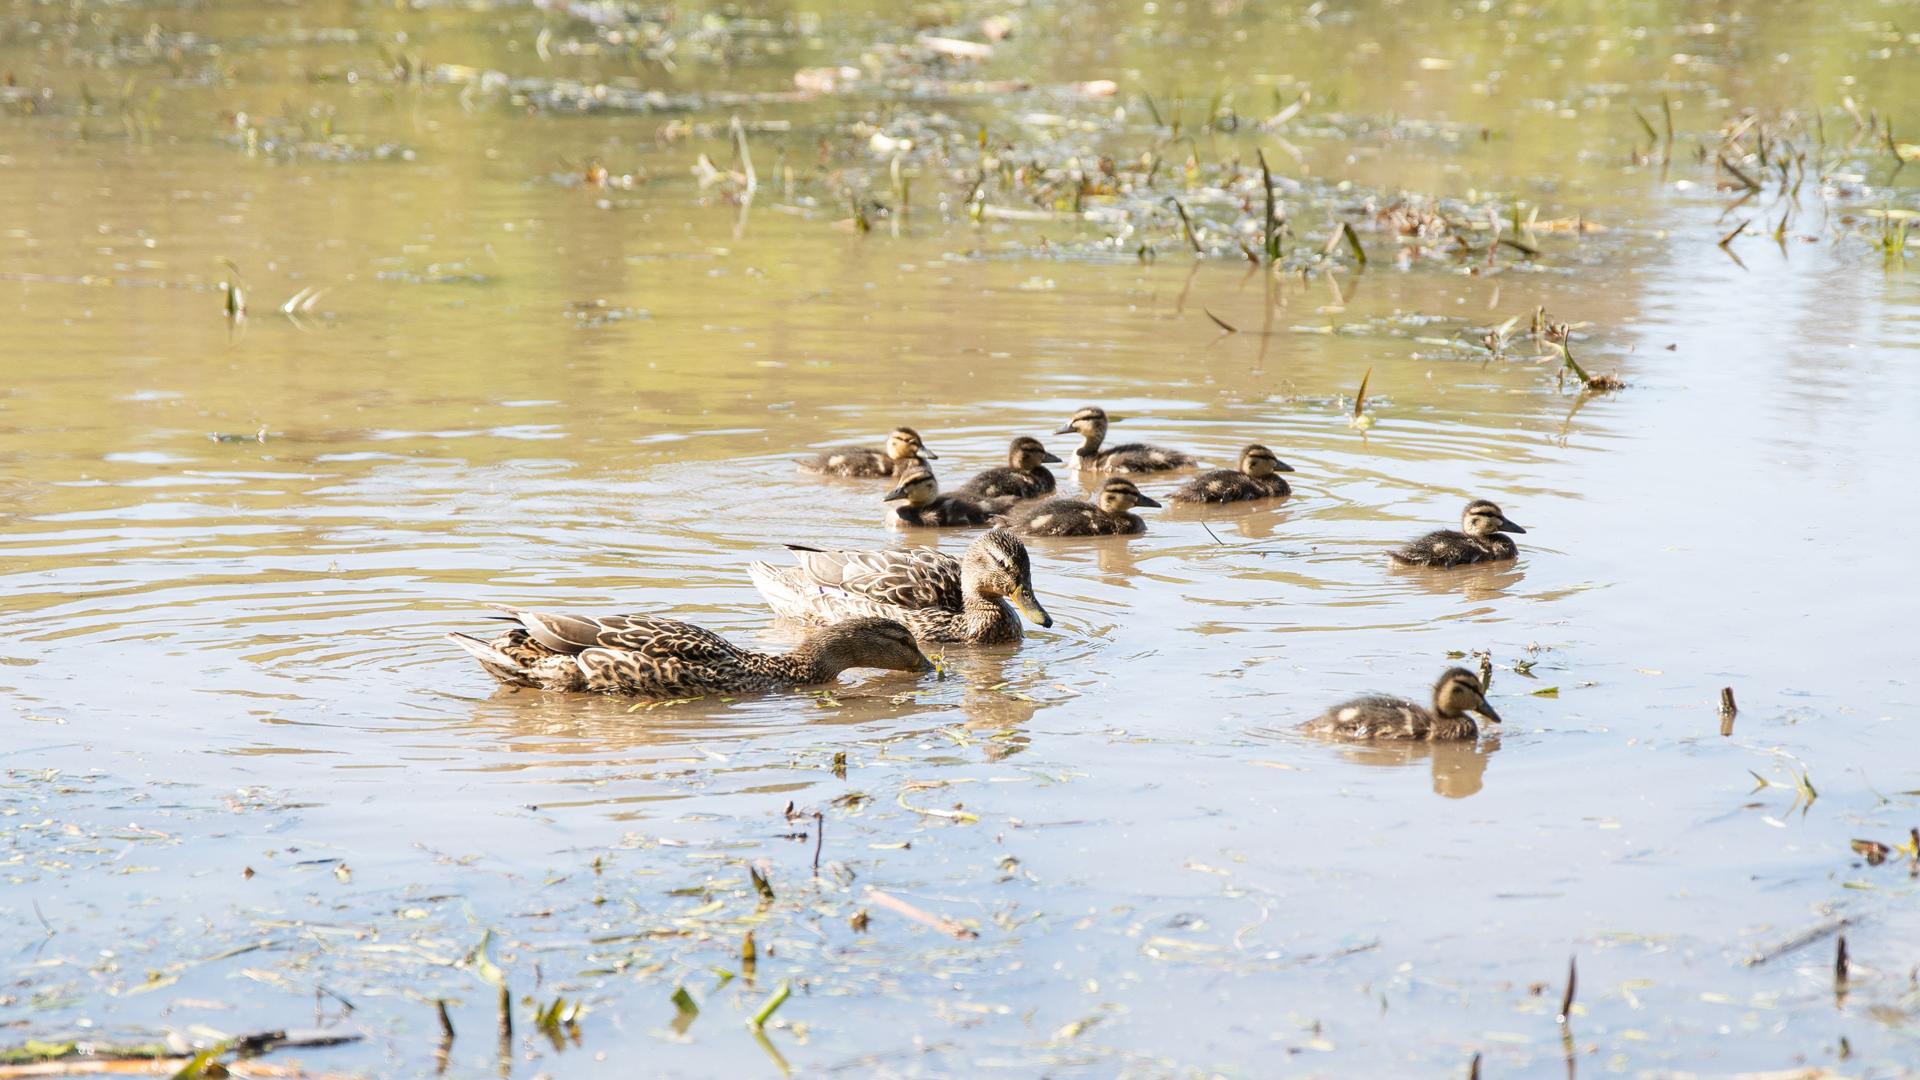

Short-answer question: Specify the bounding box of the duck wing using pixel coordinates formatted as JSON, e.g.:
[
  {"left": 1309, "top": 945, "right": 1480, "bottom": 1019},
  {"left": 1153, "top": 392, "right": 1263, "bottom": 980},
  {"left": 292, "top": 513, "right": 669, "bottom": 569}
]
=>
[
  {"left": 501, "top": 609, "right": 744, "bottom": 663},
  {"left": 782, "top": 544, "right": 963, "bottom": 610}
]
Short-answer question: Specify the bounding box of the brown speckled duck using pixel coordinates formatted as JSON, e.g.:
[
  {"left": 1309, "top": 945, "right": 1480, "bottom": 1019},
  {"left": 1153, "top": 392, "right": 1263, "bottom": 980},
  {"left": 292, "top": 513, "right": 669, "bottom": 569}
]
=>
[
  {"left": 957, "top": 436, "right": 1062, "bottom": 500},
  {"left": 1056, "top": 406, "right": 1197, "bottom": 473},
  {"left": 449, "top": 612, "right": 931, "bottom": 696},
  {"left": 1167, "top": 444, "right": 1295, "bottom": 503},
  {"left": 1390, "top": 499, "right": 1527, "bottom": 567},
  {"left": 1301, "top": 668, "right": 1502, "bottom": 741},
  {"left": 748, "top": 529, "right": 1049, "bottom": 644},
  {"left": 884, "top": 469, "right": 1015, "bottom": 527},
  {"left": 1013, "top": 477, "right": 1161, "bottom": 536},
  {"left": 796, "top": 427, "right": 937, "bottom": 478}
]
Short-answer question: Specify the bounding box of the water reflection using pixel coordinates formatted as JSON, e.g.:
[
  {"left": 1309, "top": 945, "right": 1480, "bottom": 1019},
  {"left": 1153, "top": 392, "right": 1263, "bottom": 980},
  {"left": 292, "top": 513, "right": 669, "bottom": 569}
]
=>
[
  {"left": 1334, "top": 735, "right": 1503, "bottom": 799},
  {"left": 1388, "top": 559, "right": 1527, "bottom": 602}
]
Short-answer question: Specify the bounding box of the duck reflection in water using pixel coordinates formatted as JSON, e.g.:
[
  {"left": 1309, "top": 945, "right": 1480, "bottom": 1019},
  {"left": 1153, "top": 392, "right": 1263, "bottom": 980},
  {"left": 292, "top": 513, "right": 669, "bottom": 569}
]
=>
[
  {"left": 1390, "top": 558, "right": 1526, "bottom": 602},
  {"left": 1335, "top": 736, "right": 1502, "bottom": 799}
]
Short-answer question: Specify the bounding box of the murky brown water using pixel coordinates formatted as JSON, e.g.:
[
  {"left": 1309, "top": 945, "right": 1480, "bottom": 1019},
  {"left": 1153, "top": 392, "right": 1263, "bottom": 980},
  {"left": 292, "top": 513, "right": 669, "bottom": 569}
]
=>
[{"left": 4, "top": 1, "right": 1919, "bottom": 1076}]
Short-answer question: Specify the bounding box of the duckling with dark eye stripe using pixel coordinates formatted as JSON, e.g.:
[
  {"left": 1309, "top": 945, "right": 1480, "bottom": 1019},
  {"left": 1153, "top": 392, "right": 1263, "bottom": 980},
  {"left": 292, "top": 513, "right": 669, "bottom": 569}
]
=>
[
  {"left": 1167, "top": 444, "right": 1295, "bottom": 503},
  {"left": 796, "top": 426, "right": 937, "bottom": 478},
  {"left": 1301, "top": 668, "right": 1502, "bottom": 741},
  {"left": 957, "top": 436, "right": 1062, "bottom": 500},
  {"left": 1390, "top": 499, "right": 1528, "bottom": 567},
  {"left": 885, "top": 469, "right": 1014, "bottom": 527},
  {"left": 1056, "top": 406, "right": 1197, "bottom": 473},
  {"left": 1014, "top": 477, "right": 1161, "bottom": 536}
]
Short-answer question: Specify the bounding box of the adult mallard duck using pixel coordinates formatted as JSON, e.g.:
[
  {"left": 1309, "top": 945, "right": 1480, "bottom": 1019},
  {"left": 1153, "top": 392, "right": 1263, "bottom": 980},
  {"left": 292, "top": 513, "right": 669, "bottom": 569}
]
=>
[
  {"left": 796, "top": 426, "right": 937, "bottom": 478},
  {"left": 1390, "top": 499, "right": 1527, "bottom": 567},
  {"left": 1013, "top": 477, "right": 1161, "bottom": 536},
  {"left": 884, "top": 469, "right": 1015, "bottom": 527},
  {"left": 1056, "top": 406, "right": 1196, "bottom": 473},
  {"left": 448, "top": 612, "right": 931, "bottom": 696},
  {"left": 1167, "top": 444, "right": 1295, "bottom": 503},
  {"left": 1301, "top": 668, "right": 1502, "bottom": 741},
  {"left": 957, "top": 436, "right": 1062, "bottom": 500},
  {"left": 748, "top": 529, "right": 1050, "bottom": 645}
]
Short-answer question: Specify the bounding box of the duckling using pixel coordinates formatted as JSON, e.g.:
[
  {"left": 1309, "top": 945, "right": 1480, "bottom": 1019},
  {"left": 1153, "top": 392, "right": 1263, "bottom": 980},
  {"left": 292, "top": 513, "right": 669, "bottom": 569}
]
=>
[
  {"left": 449, "top": 612, "right": 931, "bottom": 696},
  {"left": 1390, "top": 499, "right": 1528, "bottom": 567},
  {"left": 884, "top": 469, "right": 1015, "bottom": 527},
  {"left": 1302, "top": 667, "right": 1502, "bottom": 741},
  {"left": 1167, "top": 444, "right": 1296, "bottom": 503},
  {"left": 1013, "top": 477, "right": 1161, "bottom": 536},
  {"left": 957, "top": 436, "right": 1063, "bottom": 500},
  {"left": 796, "top": 426, "right": 937, "bottom": 478},
  {"left": 1055, "top": 406, "right": 1198, "bottom": 473},
  {"left": 748, "top": 529, "right": 1050, "bottom": 644}
]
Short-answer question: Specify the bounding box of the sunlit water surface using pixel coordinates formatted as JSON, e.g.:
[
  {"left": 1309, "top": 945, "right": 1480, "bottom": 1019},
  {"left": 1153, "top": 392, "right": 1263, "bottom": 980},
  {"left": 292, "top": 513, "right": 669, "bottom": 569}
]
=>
[{"left": 3, "top": 1, "right": 1918, "bottom": 1076}]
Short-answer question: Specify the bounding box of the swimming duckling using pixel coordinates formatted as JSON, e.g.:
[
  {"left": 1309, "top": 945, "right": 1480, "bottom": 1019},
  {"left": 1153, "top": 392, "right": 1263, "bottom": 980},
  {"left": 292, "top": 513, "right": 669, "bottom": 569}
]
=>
[
  {"left": 749, "top": 529, "right": 1050, "bottom": 644},
  {"left": 796, "top": 426, "right": 938, "bottom": 478},
  {"left": 449, "top": 612, "right": 931, "bottom": 696},
  {"left": 1302, "top": 668, "right": 1502, "bottom": 741},
  {"left": 1167, "top": 444, "right": 1296, "bottom": 503},
  {"left": 1390, "top": 499, "right": 1528, "bottom": 567},
  {"left": 885, "top": 469, "right": 1015, "bottom": 527},
  {"left": 957, "top": 436, "right": 1063, "bottom": 500},
  {"left": 1056, "top": 406, "right": 1197, "bottom": 473},
  {"left": 1013, "top": 477, "right": 1161, "bottom": 536}
]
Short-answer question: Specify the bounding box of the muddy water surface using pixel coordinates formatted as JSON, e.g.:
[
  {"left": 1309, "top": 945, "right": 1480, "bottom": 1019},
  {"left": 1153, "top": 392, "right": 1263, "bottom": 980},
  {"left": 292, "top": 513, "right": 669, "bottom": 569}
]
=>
[{"left": 3, "top": 2, "right": 1919, "bottom": 1076}]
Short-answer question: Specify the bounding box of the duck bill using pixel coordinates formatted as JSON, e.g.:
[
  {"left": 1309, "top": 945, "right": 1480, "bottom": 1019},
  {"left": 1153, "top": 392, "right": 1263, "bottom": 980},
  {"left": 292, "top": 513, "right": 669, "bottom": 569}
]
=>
[
  {"left": 913, "top": 651, "right": 936, "bottom": 673},
  {"left": 1475, "top": 703, "right": 1504, "bottom": 725},
  {"left": 1273, "top": 460, "right": 1297, "bottom": 473},
  {"left": 881, "top": 483, "right": 911, "bottom": 501},
  {"left": 1132, "top": 494, "right": 1163, "bottom": 508},
  {"left": 1053, "top": 424, "right": 1075, "bottom": 435},
  {"left": 1498, "top": 518, "right": 1527, "bottom": 534},
  {"left": 1010, "top": 586, "right": 1052, "bottom": 628},
  {"left": 917, "top": 447, "right": 939, "bottom": 460},
  {"left": 1040, "top": 451, "right": 1064, "bottom": 463}
]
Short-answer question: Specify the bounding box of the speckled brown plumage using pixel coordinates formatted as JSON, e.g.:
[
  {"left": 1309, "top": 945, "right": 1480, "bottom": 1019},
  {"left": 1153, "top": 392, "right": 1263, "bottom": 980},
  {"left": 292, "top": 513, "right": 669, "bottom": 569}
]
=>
[
  {"left": 748, "top": 529, "right": 1050, "bottom": 644},
  {"left": 884, "top": 470, "right": 1015, "bottom": 527},
  {"left": 957, "top": 436, "right": 1062, "bottom": 500},
  {"left": 1014, "top": 477, "right": 1161, "bottom": 536},
  {"left": 1167, "top": 444, "right": 1295, "bottom": 503},
  {"left": 448, "top": 612, "right": 930, "bottom": 696},
  {"left": 1301, "top": 668, "right": 1502, "bottom": 741},
  {"left": 795, "top": 426, "right": 937, "bottom": 478},
  {"left": 1056, "top": 406, "right": 1197, "bottom": 473},
  {"left": 1390, "top": 499, "right": 1527, "bottom": 567}
]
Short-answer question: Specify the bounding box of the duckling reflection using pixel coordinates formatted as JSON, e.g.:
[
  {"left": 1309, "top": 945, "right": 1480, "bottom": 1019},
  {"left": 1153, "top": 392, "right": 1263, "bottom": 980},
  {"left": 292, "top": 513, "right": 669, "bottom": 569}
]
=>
[
  {"left": 1334, "top": 736, "right": 1502, "bottom": 798},
  {"left": 1161, "top": 496, "right": 1291, "bottom": 541},
  {"left": 1390, "top": 559, "right": 1526, "bottom": 602}
]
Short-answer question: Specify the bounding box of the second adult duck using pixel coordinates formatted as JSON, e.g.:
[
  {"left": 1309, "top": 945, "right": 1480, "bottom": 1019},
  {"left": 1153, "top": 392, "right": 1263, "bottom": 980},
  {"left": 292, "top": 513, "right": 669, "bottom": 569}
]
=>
[{"left": 750, "top": 529, "right": 1050, "bottom": 645}]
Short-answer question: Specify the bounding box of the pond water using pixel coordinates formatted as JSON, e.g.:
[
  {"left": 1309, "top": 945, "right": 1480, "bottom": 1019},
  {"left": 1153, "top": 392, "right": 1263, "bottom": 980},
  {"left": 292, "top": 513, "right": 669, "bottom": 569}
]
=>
[{"left": 3, "top": 1, "right": 1918, "bottom": 1076}]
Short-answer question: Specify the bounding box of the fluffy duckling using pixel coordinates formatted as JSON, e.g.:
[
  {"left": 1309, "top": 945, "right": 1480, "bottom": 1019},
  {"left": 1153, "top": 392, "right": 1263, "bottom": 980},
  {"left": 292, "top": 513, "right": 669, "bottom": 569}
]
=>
[
  {"left": 1167, "top": 444, "right": 1296, "bottom": 503},
  {"left": 749, "top": 529, "right": 1050, "bottom": 644},
  {"left": 957, "top": 436, "right": 1062, "bottom": 500},
  {"left": 1390, "top": 499, "right": 1528, "bottom": 567},
  {"left": 796, "top": 426, "right": 937, "bottom": 478},
  {"left": 1056, "top": 406, "right": 1197, "bottom": 473},
  {"left": 449, "top": 612, "right": 931, "bottom": 696},
  {"left": 885, "top": 469, "right": 1014, "bottom": 527},
  {"left": 1301, "top": 667, "right": 1502, "bottom": 741},
  {"left": 1014, "top": 477, "right": 1161, "bottom": 536}
]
